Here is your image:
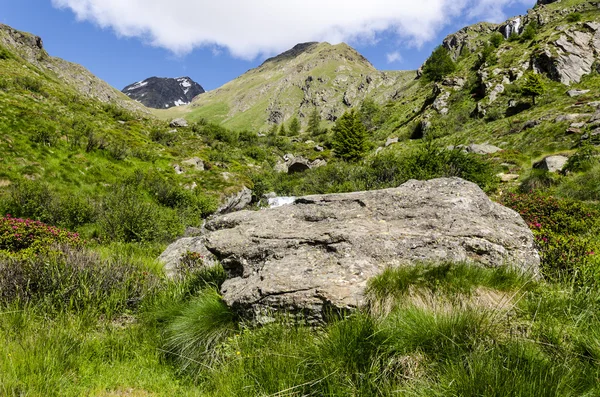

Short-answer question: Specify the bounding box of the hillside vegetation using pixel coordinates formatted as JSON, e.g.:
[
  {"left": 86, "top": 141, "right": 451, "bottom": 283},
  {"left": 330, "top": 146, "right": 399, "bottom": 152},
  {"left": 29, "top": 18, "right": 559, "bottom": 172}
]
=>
[{"left": 1, "top": 0, "right": 600, "bottom": 395}]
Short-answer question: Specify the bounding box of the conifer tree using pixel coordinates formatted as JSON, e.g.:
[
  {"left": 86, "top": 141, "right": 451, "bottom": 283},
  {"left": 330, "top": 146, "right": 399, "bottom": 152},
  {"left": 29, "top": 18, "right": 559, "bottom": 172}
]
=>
[
  {"left": 279, "top": 122, "right": 287, "bottom": 136},
  {"left": 288, "top": 117, "right": 301, "bottom": 136},
  {"left": 521, "top": 72, "right": 545, "bottom": 105},
  {"left": 308, "top": 107, "right": 321, "bottom": 136},
  {"left": 332, "top": 109, "right": 368, "bottom": 162},
  {"left": 422, "top": 46, "right": 456, "bottom": 82}
]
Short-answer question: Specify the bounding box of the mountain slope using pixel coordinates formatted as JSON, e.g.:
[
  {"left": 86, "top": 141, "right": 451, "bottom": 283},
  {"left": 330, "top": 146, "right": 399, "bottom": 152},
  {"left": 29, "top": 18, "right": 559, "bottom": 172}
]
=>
[
  {"left": 123, "top": 76, "right": 205, "bottom": 109},
  {"left": 0, "top": 23, "right": 148, "bottom": 114},
  {"left": 158, "top": 42, "right": 417, "bottom": 132}
]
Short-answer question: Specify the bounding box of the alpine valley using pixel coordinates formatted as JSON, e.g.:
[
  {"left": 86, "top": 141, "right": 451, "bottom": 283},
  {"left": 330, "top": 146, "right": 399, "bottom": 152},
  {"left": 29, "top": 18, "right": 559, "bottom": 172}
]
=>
[{"left": 2, "top": 0, "right": 600, "bottom": 395}]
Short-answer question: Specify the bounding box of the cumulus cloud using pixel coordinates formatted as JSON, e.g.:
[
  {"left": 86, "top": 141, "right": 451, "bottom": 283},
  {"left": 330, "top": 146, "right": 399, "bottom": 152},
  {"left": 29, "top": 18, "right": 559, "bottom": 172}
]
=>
[
  {"left": 386, "top": 51, "right": 403, "bottom": 63},
  {"left": 51, "top": 0, "right": 534, "bottom": 59}
]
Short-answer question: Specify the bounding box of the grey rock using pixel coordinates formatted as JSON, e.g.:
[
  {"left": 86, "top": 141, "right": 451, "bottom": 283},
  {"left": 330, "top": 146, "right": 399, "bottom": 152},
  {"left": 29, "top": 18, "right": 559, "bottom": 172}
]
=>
[
  {"left": 182, "top": 157, "right": 205, "bottom": 171},
  {"left": 173, "top": 164, "right": 184, "bottom": 175},
  {"left": 217, "top": 187, "right": 253, "bottom": 214},
  {"left": 568, "top": 89, "right": 590, "bottom": 97},
  {"left": 570, "top": 122, "right": 586, "bottom": 128},
  {"left": 467, "top": 143, "right": 502, "bottom": 155},
  {"left": 522, "top": 120, "right": 540, "bottom": 130},
  {"left": 158, "top": 236, "right": 219, "bottom": 278},
  {"left": 170, "top": 118, "right": 188, "bottom": 128},
  {"left": 315, "top": 145, "right": 324, "bottom": 152},
  {"left": 533, "top": 155, "right": 568, "bottom": 173},
  {"left": 288, "top": 157, "right": 312, "bottom": 174},
  {"left": 498, "top": 173, "right": 520, "bottom": 182},
  {"left": 186, "top": 178, "right": 539, "bottom": 323},
  {"left": 556, "top": 114, "right": 587, "bottom": 122},
  {"left": 385, "top": 137, "right": 399, "bottom": 147}
]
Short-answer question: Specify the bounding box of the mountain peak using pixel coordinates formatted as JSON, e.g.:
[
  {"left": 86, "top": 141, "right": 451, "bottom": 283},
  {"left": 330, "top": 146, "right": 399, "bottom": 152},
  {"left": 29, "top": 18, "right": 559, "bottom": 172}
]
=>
[
  {"left": 261, "top": 42, "right": 320, "bottom": 66},
  {"left": 122, "top": 76, "right": 205, "bottom": 109}
]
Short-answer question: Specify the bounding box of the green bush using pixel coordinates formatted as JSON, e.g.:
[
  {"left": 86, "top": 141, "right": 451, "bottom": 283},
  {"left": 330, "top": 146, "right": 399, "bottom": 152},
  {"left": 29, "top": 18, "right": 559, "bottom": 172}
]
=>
[
  {"left": 0, "top": 247, "right": 158, "bottom": 314},
  {"left": 490, "top": 32, "right": 504, "bottom": 48},
  {"left": 563, "top": 145, "right": 598, "bottom": 174},
  {"left": 567, "top": 12, "right": 582, "bottom": 22},
  {"left": 98, "top": 184, "right": 183, "bottom": 243},
  {"left": 422, "top": 46, "right": 456, "bottom": 82},
  {"left": 520, "top": 22, "right": 538, "bottom": 41},
  {"left": 519, "top": 169, "right": 558, "bottom": 193},
  {"left": 500, "top": 193, "right": 599, "bottom": 282},
  {"left": 332, "top": 109, "right": 369, "bottom": 162},
  {"left": 14, "top": 76, "right": 43, "bottom": 93}
]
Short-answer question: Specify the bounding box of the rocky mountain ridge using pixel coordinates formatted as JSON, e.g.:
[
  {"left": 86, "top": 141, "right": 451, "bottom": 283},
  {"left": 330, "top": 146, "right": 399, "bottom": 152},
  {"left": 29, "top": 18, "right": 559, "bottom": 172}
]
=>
[
  {"left": 0, "top": 23, "right": 148, "bottom": 114},
  {"left": 122, "top": 76, "right": 205, "bottom": 109},
  {"left": 161, "top": 42, "right": 417, "bottom": 131}
]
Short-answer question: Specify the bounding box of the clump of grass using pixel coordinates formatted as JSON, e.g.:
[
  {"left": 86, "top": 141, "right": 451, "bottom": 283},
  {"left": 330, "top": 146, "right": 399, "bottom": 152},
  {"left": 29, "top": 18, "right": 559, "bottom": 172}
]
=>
[{"left": 162, "top": 289, "right": 238, "bottom": 375}]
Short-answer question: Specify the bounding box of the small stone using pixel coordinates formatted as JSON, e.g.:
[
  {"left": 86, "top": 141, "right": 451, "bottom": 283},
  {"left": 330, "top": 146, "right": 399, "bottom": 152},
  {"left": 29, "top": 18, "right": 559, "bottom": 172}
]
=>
[
  {"left": 567, "top": 89, "right": 590, "bottom": 97},
  {"left": 170, "top": 118, "right": 188, "bottom": 128},
  {"left": 566, "top": 127, "right": 582, "bottom": 135},
  {"left": 533, "top": 155, "right": 568, "bottom": 173},
  {"left": 497, "top": 173, "right": 520, "bottom": 182},
  {"left": 173, "top": 164, "right": 183, "bottom": 174},
  {"left": 385, "top": 137, "right": 399, "bottom": 147},
  {"left": 314, "top": 145, "right": 324, "bottom": 152}
]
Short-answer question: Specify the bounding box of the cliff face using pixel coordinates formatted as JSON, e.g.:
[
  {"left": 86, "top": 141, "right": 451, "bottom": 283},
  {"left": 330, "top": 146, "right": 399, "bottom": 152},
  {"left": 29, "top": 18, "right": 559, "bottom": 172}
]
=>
[{"left": 122, "top": 76, "right": 205, "bottom": 109}]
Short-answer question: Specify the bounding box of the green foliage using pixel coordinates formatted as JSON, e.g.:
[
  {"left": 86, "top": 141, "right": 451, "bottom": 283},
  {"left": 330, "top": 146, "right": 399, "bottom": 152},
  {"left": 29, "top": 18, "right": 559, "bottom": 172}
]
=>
[
  {"left": 278, "top": 122, "right": 287, "bottom": 136},
  {"left": 307, "top": 106, "right": 321, "bottom": 136},
  {"left": 331, "top": 109, "right": 369, "bottom": 162},
  {"left": 0, "top": 214, "right": 83, "bottom": 259},
  {"left": 563, "top": 144, "right": 599, "bottom": 174},
  {"left": 521, "top": 72, "right": 545, "bottom": 105},
  {"left": 162, "top": 289, "right": 237, "bottom": 375},
  {"left": 0, "top": 46, "right": 13, "bottom": 60},
  {"left": 500, "top": 193, "right": 599, "bottom": 283},
  {"left": 490, "top": 32, "right": 504, "bottom": 48},
  {"left": 521, "top": 22, "right": 538, "bottom": 41},
  {"left": 422, "top": 46, "right": 456, "bottom": 82},
  {"left": 359, "top": 97, "right": 383, "bottom": 132},
  {"left": 519, "top": 169, "right": 559, "bottom": 193},
  {"left": 98, "top": 184, "right": 183, "bottom": 243},
  {"left": 480, "top": 43, "right": 498, "bottom": 66},
  {"left": 567, "top": 12, "right": 582, "bottom": 22},
  {"left": 557, "top": 163, "right": 600, "bottom": 201},
  {"left": 288, "top": 116, "right": 300, "bottom": 136},
  {"left": 0, "top": 246, "right": 158, "bottom": 314}
]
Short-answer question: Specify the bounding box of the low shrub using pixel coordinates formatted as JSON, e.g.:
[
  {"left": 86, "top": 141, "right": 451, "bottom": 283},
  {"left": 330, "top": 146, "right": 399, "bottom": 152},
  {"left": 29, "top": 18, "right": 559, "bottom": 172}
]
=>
[
  {"left": 0, "top": 246, "right": 158, "bottom": 314},
  {"left": 0, "top": 214, "right": 83, "bottom": 258},
  {"left": 500, "top": 193, "right": 599, "bottom": 282}
]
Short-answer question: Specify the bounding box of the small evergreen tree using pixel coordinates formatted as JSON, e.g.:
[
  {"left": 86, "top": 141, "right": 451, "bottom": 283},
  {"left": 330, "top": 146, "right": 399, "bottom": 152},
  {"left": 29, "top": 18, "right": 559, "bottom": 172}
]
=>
[
  {"left": 268, "top": 123, "right": 278, "bottom": 136},
  {"left": 308, "top": 107, "right": 321, "bottom": 136},
  {"left": 332, "top": 109, "right": 368, "bottom": 162},
  {"left": 521, "top": 73, "right": 545, "bottom": 105},
  {"left": 520, "top": 22, "right": 537, "bottom": 41},
  {"left": 279, "top": 122, "right": 287, "bottom": 136},
  {"left": 422, "top": 46, "right": 456, "bottom": 82},
  {"left": 359, "top": 98, "right": 382, "bottom": 132},
  {"left": 288, "top": 117, "right": 300, "bottom": 136}
]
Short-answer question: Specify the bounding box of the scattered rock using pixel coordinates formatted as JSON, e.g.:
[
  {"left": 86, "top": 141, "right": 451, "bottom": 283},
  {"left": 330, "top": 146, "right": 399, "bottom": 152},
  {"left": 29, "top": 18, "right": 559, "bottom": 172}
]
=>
[
  {"left": 497, "top": 173, "right": 520, "bottom": 182},
  {"left": 467, "top": 143, "right": 502, "bottom": 155},
  {"left": 570, "top": 122, "right": 586, "bottom": 128},
  {"left": 556, "top": 114, "right": 588, "bottom": 122},
  {"left": 276, "top": 154, "right": 327, "bottom": 174},
  {"left": 182, "top": 157, "right": 205, "bottom": 171},
  {"left": 217, "top": 187, "right": 253, "bottom": 214},
  {"left": 173, "top": 164, "right": 184, "bottom": 175},
  {"left": 568, "top": 89, "right": 591, "bottom": 97},
  {"left": 533, "top": 155, "right": 568, "bottom": 173},
  {"left": 170, "top": 118, "right": 188, "bottom": 128},
  {"left": 566, "top": 127, "right": 582, "bottom": 135},
  {"left": 522, "top": 120, "right": 540, "bottom": 130},
  {"left": 385, "top": 137, "right": 399, "bottom": 147},
  {"left": 315, "top": 145, "right": 324, "bottom": 152},
  {"left": 166, "top": 178, "right": 539, "bottom": 323}
]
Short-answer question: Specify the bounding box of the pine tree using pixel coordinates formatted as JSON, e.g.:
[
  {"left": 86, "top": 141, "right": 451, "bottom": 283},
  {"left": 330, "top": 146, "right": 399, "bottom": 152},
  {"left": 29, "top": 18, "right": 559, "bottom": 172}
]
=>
[
  {"left": 422, "top": 46, "right": 456, "bottom": 82},
  {"left": 308, "top": 107, "right": 321, "bottom": 136},
  {"left": 288, "top": 117, "right": 301, "bottom": 136},
  {"left": 521, "top": 73, "right": 545, "bottom": 105},
  {"left": 279, "top": 122, "right": 287, "bottom": 136},
  {"left": 332, "top": 109, "right": 368, "bottom": 162}
]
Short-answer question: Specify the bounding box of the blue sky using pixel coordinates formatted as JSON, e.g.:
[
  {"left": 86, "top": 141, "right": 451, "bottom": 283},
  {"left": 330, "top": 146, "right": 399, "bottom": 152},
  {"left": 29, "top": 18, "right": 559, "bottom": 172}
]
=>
[{"left": 2, "top": 0, "right": 535, "bottom": 91}]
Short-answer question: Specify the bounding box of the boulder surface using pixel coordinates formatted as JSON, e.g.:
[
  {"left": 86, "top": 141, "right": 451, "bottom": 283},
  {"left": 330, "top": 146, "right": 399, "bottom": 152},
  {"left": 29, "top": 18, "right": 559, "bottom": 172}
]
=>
[{"left": 161, "top": 178, "right": 540, "bottom": 323}]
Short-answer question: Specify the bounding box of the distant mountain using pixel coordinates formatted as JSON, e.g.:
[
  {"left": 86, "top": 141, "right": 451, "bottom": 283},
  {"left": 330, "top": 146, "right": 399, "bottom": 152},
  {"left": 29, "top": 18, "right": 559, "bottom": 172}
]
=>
[
  {"left": 162, "top": 42, "right": 416, "bottom": 132},
  {"left": 122, "top": 77, "right": 205, "bottom": 109}
]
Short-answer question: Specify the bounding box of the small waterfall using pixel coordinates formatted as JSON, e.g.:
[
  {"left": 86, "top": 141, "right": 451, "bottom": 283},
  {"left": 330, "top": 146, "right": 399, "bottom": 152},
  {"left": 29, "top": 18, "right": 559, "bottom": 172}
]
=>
[{"left": 503, "top": 17, "right": 522, "bottom": 39}]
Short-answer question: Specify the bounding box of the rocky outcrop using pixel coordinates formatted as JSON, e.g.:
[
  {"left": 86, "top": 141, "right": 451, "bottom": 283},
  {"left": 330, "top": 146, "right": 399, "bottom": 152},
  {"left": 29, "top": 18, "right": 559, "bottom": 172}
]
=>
[
  {"left": 122, "top": 77, "right": 205, "bottom": 109},
  {"left": 275, "top": 154, "right": 327, "bottom": 174},
  {"left": 161, "top": 178, "right": 540, "bottom": 323},
  {"left": 533, "top": 25, "right": 600, "bottom": 85},
  {"left": 217, "top": 187, "right": 253, "bottom": 214},
  {"left": 170, "top": 118, "right": 189, "bottom": 128}
]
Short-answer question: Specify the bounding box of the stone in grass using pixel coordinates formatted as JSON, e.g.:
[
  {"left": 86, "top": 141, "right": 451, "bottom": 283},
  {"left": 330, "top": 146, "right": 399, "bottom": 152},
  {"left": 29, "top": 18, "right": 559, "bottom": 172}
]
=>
[
  {"left": 533, "top": 155, "right": 568, "bottom": 173},
  {"left": 161, "top": 178, "right": 540, "bottom": 323}
]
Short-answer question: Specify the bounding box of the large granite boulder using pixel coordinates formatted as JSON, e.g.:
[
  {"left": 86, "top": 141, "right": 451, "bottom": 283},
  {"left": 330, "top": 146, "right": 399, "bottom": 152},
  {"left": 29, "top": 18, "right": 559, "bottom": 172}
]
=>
[{"left": 161, "top": 178, "right": 540, "bottom": 323}]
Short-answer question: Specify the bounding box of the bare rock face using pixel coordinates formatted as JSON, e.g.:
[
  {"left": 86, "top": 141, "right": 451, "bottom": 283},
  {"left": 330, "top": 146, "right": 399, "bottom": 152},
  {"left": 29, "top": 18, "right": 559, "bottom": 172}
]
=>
[{"left": 162, "top": 178, "right": 540, "bottom": 323}]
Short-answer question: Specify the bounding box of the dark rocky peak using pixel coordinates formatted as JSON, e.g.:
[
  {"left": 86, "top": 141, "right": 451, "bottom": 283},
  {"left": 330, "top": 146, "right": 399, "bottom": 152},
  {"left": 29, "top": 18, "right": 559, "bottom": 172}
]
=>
[
  {"left": 260, "top": 42, "right": 320, "bottom": 66},
  {"left": 122, "top": 76, "right": 205, "bottom": 109},
  {"left": 0, "top": 24, "right": 47, "bottom": 64}
]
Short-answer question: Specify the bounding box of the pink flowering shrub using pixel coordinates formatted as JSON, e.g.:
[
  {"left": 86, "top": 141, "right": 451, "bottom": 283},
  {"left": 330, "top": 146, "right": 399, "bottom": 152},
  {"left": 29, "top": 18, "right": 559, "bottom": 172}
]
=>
[
  {"left": 0, "top": 214, "right": 84, "bottom": 258},
  {"left": 500, "top": 193, "right": 599, "bottom": 283}
]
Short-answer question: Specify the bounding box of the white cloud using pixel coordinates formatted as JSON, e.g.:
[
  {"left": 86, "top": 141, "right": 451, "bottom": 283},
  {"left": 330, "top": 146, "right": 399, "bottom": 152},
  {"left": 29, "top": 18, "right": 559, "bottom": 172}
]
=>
[
  {"left": 386, "top": 51, "right": 403, "bottom": 63},
  {"left": 51, "top": 0, "right": 535, "bottom": 59}
]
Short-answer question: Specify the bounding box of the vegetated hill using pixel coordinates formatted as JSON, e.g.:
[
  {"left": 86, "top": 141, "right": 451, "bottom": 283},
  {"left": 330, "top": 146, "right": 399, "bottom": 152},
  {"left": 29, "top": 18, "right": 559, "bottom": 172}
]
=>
[
  {"left": 0, "top": 24, "right": 148, "bottom": 114},
  {"left": 122, "top": 76, "right": 205, "bottom": 109},
  {"left": 158, "top": 42, "right": 418, "bottom": 132}
]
